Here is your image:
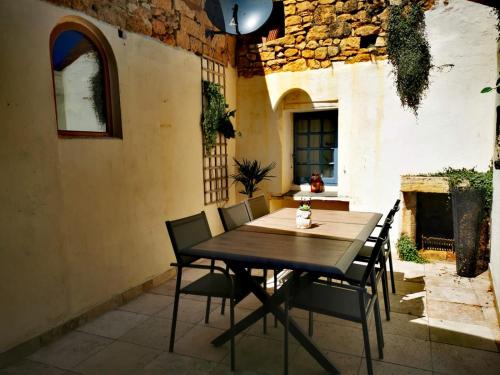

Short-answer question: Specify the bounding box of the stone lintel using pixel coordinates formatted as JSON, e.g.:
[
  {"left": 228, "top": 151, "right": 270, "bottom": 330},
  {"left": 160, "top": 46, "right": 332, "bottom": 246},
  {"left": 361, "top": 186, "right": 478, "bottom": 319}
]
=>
[{"left": 400, "top": 176, "right": 449, "bottom": 194}]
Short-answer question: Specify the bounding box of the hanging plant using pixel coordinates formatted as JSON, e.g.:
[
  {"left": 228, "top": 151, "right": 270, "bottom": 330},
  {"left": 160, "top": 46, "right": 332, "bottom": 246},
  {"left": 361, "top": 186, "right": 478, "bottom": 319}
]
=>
[
  {"left": 202, "top": 81, "right": 240, "bottom": 155},
  {"left": 387, "top": 1, "right": 432, "bottom": 116}
]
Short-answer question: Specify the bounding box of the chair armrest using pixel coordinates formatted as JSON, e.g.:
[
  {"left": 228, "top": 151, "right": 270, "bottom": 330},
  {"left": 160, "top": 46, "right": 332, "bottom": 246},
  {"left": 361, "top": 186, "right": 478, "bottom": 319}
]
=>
[{"left": 170, "top": 262, "right": 230, "bottom": 276}]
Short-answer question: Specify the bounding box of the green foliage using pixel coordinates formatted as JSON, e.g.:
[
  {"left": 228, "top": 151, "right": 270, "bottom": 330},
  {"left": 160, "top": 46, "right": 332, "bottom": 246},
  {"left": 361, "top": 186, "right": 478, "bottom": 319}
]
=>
[
  {"left": 480, "top": 73, "right": 500, "bottom": 94},
  {"left": 298, "top": 204, "right": 311, "bottom": 211},
  {"left": 89, "top": 53, "right": 107, "bottom": 127},
  {"left": 397, "top": 233, "right": 427, "bottom": 263},
  {"left": 230, "top": 158, "right": 276, "bottom": 197},
  {"left": 387, "top": 2, "right": 431, "bottom": 115},
  {"left": 428, "top": 168, "right": 493, "bottom": 212},
  {"left": 202, "top": 82, "right": 239, "bottom": 155}
]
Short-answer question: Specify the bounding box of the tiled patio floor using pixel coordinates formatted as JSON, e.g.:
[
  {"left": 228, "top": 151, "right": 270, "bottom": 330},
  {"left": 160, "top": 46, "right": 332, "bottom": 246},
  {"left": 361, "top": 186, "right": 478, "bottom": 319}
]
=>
[{"left": 2, "top": 259, "right": 499, "bottom": 374}]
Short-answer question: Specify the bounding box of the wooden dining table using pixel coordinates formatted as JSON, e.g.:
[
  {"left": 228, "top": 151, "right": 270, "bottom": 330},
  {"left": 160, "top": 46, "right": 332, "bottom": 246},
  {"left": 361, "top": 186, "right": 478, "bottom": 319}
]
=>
[{"left": 183, "top": 207, "right": 382, "bottom": 373}]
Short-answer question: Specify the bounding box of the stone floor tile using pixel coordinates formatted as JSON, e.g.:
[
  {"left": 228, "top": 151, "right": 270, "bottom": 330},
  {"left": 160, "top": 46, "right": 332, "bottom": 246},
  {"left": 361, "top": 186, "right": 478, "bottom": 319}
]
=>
[
  {"left": 173, "top": 324, "right": 233, "bottom": 362},
  {"left": 368, "top": 333, "right": 432, "bottom": 371},
  {"left": 474, "top": 289, "right": 496, "bottom": 308},
  {"left": 119, "top": 293, "right": 174, "bottom": 315},
  {"left": 428, "top": 318, "right": 498, "bottom": 352},
  {"left": 148, "top": 279, "right": 213, "bottom": 302},
  {"left": 73, "top": 341, "right": 160, "bottom": 375},
  {"left": 237, "top": 294, "right": 264, "bottom": 310},
  {"left": 118, "top": 316, "right": 194, "bottom": 350},
  {"left": 431, "top": 341, "right": 500, "bottom": 375},
  {"left": 482, "top": 307, "right": 500, "bottom": 329},
  {"left": 391, "top": 259, "right": 425, "bottom": 281},
  {"left": 28, "top": 331, "right": 112, "bottom": 370},
  {"left": 296, "top": 320, "right": 365, "bottom": 356},
  {"left": 388, "top": 280, "right": 426, "bottom": 296},
  {"left": 0, "top": 360, "right": 67, "bottom": 375},
  {"left": 424, "top": 275, "right": 473, "bottom": 290},
  {"left": 426, "top": 286, "right": 479, "bottom": 305},
  {"left": 155, "top": 297, "right": 220, "bottom": 324},
  {"left": 77, "top": 310, "right": 148, "bottom": 339},
  {"left": 220, "top": 334, "right": 299, "bottom": 374},
  {"left": 358, "top": 359, "right": 432, "bottom": 375},
  {"left": 290, "top": 347, "right": 362, "bottom": 375},
  {"left": 205, "top": 306, "right": 256, "bottom": 331},
  {"left": 383, "top": 291, "right": 427, "bottom": 317},
  {"left": 142, "top": 352, "right": 217, "bottom": 374},
  {"left": 424, "top": 263, "right": 456, "bottom": 278},
  {"left": 426, "top": 300, "right": 485, "bottom": 324},
  {"left": 371, "top": 312, "right": 429, "bottom": 341}
]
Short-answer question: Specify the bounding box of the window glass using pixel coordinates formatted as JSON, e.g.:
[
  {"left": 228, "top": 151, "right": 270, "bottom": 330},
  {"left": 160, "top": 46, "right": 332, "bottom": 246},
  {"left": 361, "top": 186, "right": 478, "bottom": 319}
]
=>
[{"left": 52, "top": 30, "right": 107, "bottom": 132}]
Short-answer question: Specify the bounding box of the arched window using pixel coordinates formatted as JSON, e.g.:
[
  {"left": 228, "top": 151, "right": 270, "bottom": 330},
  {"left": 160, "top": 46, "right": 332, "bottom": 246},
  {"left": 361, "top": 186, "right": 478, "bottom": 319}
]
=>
[{"left": 50, "top": 17, "right": 121, "bottom": 137}]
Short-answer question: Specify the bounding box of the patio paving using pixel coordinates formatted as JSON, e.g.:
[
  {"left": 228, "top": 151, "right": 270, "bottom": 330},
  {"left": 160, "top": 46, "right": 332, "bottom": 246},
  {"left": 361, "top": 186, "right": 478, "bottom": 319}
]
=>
[{"left": 1, "top": 258, "right": 499, "bottom": 374}]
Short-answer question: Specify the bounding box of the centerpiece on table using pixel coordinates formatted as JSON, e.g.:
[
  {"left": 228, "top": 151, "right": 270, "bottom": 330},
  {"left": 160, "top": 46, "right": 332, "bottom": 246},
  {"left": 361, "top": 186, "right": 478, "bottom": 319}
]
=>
[{"left": 296, "top": 199, "right": 312, "bottom": 229}]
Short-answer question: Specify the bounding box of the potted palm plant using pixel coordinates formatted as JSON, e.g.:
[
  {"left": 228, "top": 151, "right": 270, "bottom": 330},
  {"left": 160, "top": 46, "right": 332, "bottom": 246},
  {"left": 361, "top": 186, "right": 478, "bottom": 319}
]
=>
[{"left": 230, "top": 158, "right": 276, "bottom": 198}]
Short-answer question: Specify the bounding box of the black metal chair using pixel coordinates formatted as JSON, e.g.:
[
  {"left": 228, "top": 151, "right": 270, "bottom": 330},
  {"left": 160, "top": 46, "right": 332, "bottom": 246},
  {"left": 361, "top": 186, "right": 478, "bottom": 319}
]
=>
[
  {"left": 218, "top": 202, "right": 271, "bottom": 332},
  {"left": 166, "top": 211, "right": 255, "bottom": 371},
  {"left": 283, "top": 223, "right": 389, "bottom": 375},
  {"left": 244, "top": 195, "right": 281, "bottom": 328}
]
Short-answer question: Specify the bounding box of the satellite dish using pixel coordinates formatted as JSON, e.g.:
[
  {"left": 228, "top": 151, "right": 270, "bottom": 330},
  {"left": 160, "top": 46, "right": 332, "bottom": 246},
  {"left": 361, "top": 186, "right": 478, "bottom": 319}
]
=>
[{"left": 205, "top": 0, "right": 273, "bottom": 35}]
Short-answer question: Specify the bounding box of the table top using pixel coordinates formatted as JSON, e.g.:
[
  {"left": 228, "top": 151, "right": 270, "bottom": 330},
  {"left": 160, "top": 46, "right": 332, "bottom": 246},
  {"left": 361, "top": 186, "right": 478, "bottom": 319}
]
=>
[
  {"left": 237, "top": 208, "right": 379, "bottom": 242},
  {"left": 185, "top": 208, "right": 382, "bottom": 276}
]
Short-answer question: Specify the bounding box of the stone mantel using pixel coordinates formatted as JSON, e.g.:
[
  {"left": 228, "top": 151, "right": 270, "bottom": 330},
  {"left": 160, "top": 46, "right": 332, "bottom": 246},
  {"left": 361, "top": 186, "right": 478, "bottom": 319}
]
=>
[{"left": 400, "top": 176, "right": 450, "bottom": 194}]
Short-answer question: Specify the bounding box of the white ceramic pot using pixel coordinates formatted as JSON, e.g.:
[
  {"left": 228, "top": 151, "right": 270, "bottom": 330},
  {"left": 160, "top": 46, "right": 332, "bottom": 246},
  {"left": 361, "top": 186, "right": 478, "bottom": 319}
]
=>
[{"left": 296, "top": 209, "right": 312, "bottom": 229}]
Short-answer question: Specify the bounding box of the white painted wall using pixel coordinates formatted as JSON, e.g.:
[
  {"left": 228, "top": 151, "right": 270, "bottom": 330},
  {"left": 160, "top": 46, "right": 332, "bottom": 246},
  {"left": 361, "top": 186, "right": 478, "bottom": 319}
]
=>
[
  {"left": 57, "top": 52, "right": 106, "bottom": 132},
  {"left": 236, "top": 0, "right": 497, "bottom": 235}
]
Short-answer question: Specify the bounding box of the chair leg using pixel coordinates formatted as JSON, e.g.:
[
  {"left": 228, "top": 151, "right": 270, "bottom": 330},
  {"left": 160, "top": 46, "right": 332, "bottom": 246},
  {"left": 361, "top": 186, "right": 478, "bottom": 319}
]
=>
[
  {"left": 388, "top": 245, "right": 396, "bottom": 294},
  {"left": 274, "top": 270, "right": 278, "bottom": 328},
  {"left": 169, "top": 268, "right": 182, "bottom": 352},
  {"left": 308, "top": 311, "right": 314, "bottom": 337},
  {"left": 205, "top": 260, "right": 215, "bottom": 323},
  {"left": 230, "top": 296, "right": 235, "bottom": 371},
  {"left": 220, "top": 264, "right": 230, "bottom": 315},
  {"left": 284, "top": 283, "right": 289, "bottom": 375},
  {"left": 359, "top": 293, "right": 373, "bottom": 375},
  {"left": 381, "top": 260, "right": 391, "bottom": 321},
  {"left": 263, "top": 268, "right": 268, "bottom": 334},
  {"left": 373, "top": 296, "right": 385, "bottom": 359}
]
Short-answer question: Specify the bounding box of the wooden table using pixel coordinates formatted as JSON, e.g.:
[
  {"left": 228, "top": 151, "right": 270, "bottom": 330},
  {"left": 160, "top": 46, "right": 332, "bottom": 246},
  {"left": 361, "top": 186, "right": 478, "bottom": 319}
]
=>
[{"left": 184, "top": 208, "right": 382, "bottom": 374}]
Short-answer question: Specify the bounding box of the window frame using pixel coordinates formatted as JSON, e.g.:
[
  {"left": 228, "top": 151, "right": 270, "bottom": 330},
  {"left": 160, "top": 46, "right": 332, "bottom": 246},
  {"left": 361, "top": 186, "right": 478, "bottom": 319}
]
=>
[
  {"left": 293, "top": 110, "right": 339, "bottom": 186},
  {"left": 49, "top": 17, "right": 121, "bottom": 138}
]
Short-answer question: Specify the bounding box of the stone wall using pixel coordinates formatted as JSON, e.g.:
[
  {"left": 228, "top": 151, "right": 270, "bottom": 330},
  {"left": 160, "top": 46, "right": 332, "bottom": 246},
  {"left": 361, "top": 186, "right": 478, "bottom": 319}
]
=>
[
  {"left": 237, "top": 0, "right": 433, "bottom": 76},
  {"left": 45, "top": 0, "right": 236, "bottom": 65}
]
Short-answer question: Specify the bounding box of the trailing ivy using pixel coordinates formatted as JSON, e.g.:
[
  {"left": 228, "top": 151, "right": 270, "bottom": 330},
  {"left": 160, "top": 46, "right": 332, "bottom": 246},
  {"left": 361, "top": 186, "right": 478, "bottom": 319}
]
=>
[
  {"left": 387, "top": 1, "right": 432, "bottom": 115},
  {"left": 89, "top": 52, "right": 107, "bottom": 128},
  {"left": 202, "top": 81, "right": 239, "bottom": 155},
  {"left": 428, "top": 168, "right": 493, "bottom": 213},
  {"left": 397, "top": 233, "right": 427, "bottom": 263}
]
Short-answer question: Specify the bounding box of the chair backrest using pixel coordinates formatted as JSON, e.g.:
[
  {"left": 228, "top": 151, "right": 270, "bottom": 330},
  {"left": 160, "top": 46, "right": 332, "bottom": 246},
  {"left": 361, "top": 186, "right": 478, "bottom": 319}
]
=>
[
  {"left": 245, "top": 195, "right": 269, "bottom": 220},
  {"left": 165, "top": 211, "right": 212, "bottom": 264},
  {"left": 218, "top": 202, "right": 252, "bottom": 231},
  {"left": 393, "top": 199, "right": 401, "bottom": 213},
  {"left": 360, "top": 221, "right": 390, "bottom": 287}
]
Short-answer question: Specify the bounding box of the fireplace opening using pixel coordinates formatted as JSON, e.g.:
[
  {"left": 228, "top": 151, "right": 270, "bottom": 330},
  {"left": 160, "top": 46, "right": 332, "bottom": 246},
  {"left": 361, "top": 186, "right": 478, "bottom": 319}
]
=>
[{"left": 416, "top": 193, "right": 454, "bottom": 251}]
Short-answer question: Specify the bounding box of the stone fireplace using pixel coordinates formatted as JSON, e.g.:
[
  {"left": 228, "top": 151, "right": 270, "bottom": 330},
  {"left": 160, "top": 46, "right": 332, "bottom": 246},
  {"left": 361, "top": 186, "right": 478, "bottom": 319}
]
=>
[{"left": 400, "top": 176, "right": 454, "bottom": 250}]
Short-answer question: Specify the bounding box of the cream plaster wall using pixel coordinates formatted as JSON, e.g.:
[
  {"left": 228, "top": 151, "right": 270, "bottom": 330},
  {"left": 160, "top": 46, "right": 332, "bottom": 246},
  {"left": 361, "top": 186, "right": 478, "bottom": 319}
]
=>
[
  {"left": 236, "top": 0, "right": 497, "bottom": 229},
  {"left": 0, "top": 0, "right": 237, "bottom": 352},
  {"left": 491, "top": 170, "right": 500, "bottom": 313}
]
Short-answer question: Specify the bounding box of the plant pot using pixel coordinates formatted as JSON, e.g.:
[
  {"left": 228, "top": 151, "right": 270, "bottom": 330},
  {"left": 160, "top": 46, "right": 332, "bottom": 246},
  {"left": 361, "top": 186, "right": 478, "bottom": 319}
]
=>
[
  {"left": 451, "top": 187, "right": 483, "bottom": 277},
  {"left": 296, "top": 209, "right": 312, "bottom": 229}
]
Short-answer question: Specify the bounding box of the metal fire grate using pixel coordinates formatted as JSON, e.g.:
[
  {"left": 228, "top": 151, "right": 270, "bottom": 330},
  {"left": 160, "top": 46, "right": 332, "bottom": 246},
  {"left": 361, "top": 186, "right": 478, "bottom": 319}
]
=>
[{"left": 421, "top": 236, "right": 455, "bottom": 252}]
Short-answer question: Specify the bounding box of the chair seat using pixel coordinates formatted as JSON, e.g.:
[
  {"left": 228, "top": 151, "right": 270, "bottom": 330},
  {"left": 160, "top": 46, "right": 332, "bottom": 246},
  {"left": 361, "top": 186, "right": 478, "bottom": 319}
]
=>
[
  {"left": 181, "top": 273, "right": 263, "bottom": 301},
  {"left": 344, "top": 263, "right": 382, "bottom": 285},
  {"left": 292, "top": 281, "right": 370, "bottom": 322}
]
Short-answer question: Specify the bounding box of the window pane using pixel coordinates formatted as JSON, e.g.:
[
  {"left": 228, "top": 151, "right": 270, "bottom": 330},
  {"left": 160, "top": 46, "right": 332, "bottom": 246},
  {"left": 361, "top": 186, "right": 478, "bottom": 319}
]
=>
[
  {"left": 297, "top": 135, "right": 308, "bottom": 148},
  {"left": 309, "top": 150, "right": 320, "bottom": 163},
  {"left": 296, "top": 150, "right": 308, "bottom": 163},
  {"left": 323, "top": 133, "right": 334, "bottom": 147},
  {"left": 52, "top": 30, "right": 107, "bottom": 132},
  {"left": 310, "top": 119, "right": 321, "bottom": 132},
  {"left": 297, "top": 165, "right": 309, "bottom": 182},
  {"left": 297, "top": 119, "right": 308, "bottom": 133},
  {"left": 321, "top": 165, "right": 333, "bottom": 178},
  {"left": 310, "top": 135, "right": 320, "bottom": 147},
  {"left": 323, "top": 118, "right": 333, "bottom": 132},
  {"left": 321, "top": 150, "right": 333, "bottom": 164}
]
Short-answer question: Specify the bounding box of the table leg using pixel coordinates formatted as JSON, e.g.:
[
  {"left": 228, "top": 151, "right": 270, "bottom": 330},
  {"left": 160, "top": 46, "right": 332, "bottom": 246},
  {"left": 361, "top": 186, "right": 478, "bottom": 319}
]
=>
[{"left": 212, "top": 265, "right": 340, "bottom": 374}]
